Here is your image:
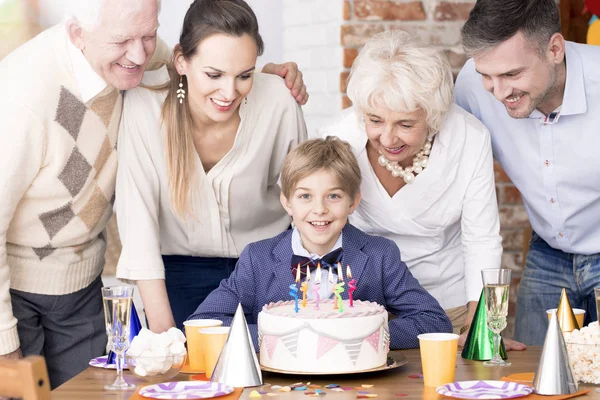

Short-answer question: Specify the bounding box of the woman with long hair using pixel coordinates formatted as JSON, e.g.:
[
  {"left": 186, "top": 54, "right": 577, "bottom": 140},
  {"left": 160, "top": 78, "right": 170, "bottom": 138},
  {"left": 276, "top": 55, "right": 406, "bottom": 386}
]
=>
[{"left": 116, "top": 0, "right": 307, "bottom": 331}]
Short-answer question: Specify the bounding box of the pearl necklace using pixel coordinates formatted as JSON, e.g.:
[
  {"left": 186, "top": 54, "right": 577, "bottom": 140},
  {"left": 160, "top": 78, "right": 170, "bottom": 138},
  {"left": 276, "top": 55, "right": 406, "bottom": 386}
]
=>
[{"left": 377, "top": 137, "right": 433, "bottom": 184}]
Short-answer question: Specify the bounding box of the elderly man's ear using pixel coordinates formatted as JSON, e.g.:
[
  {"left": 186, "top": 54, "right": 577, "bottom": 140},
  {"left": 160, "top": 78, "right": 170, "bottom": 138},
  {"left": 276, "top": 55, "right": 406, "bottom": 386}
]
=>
[{"left": 66, "top": 20, "right": 86, "bottom": 51}]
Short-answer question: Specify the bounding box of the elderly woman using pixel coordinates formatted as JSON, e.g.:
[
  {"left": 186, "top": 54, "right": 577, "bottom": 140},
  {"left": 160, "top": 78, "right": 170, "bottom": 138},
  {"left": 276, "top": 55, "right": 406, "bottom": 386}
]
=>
[{"left": 318, "top": 30, "right": 524, "bottom": 348}]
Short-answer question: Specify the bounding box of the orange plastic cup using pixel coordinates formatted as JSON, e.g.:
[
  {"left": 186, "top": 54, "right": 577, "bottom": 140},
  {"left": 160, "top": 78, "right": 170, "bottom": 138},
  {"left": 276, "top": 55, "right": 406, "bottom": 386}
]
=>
[
  {"left": 418, "top": 333, "right": 459, "bottom": 387},
  {"left": 199, "top": 326, "right": 230, "bottom": 379},
  {"left": 183, "top": 319, "right": 223, "bottom": 371}
]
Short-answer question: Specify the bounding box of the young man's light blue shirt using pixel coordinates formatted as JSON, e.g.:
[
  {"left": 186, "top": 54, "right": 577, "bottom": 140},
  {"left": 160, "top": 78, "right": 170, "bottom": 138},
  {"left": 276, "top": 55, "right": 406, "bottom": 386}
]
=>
[{"left": 455, "top": 41, "right": 600, "bottom": 255}]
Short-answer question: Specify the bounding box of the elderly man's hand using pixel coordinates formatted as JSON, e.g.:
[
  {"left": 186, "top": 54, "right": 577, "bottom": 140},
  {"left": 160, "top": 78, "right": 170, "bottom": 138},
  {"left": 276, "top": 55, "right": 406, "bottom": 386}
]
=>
[
  {"left": 0, "top": 349, "right": 22, "bottom": 400},
  {"left": 262, "top": 62, "right": 309, "bottom": 105},
  {"left": 1, "top": 348, "right": 23, "bottom": 360}
]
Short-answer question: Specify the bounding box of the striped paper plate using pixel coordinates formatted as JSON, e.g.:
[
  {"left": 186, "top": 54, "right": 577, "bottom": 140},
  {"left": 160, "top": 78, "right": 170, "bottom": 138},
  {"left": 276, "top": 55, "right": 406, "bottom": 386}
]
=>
[{"left": 436, "top": 380, "right": 533, "bottom": 399}]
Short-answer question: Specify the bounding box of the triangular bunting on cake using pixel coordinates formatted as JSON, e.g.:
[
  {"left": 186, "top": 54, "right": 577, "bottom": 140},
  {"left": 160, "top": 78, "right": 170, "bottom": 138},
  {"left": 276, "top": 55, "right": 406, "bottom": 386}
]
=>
[
  {"left": 383, "top": 329, "right": 390, "bottom": 352},
  {"left": 364, "top": 330, "right": 380, "bottom": 353},
  {"left": 343, "top": 339, "right": 363, "bottom": 365},
  {"left": 280, "top": 331, "right": 299, "bottom": 358},
  {"left": 262, "top": 335, "right": 278, "bottom": 360},
  {"left": 317, "top": 336, "right": 340, "bottom": 359}
]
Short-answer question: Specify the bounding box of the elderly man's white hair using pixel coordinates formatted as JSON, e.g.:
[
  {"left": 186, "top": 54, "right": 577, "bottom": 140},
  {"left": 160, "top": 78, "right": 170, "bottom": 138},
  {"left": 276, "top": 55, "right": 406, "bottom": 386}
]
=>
[
  {"left": 66, "top": 0, "right": 162, "bottom": 31},
  {"left": 347, "top": 30, "right": 453, "bottom": 135}
]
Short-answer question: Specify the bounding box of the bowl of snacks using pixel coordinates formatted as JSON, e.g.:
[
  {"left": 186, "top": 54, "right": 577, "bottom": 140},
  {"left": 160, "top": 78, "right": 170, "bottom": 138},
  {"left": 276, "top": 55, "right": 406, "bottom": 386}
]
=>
[
  {"left": 564, "top": 321, "right": 600, "bottom": 384},
  {"left": 126, "top": 327, "right": 187, "bottom": 383},
  {"left": 126, "top": 354, "right": 185, "bottom": 382}
]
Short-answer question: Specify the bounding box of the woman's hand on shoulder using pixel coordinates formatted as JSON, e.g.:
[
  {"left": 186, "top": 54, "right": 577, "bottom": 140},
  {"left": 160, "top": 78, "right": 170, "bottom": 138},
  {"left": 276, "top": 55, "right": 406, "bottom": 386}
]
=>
[{"left": 262, "top": 62, "right": 309, "bottom": 105}]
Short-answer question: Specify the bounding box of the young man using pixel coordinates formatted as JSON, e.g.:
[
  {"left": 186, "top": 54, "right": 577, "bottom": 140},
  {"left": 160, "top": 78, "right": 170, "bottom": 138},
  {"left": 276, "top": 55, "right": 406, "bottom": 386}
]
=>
[
  {"left": 0, "top": 0, "right": 306, "bottom": 387},
  {"left": 455, "top": 0, "right": 600, "bottom": 345},
  {"left": 189, "top": 137, "right": 452, "bottom": 350}
]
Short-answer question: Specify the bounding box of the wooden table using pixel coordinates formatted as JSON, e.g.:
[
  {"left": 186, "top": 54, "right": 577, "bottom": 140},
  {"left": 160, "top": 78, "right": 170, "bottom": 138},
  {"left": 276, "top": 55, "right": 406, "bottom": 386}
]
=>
[{"left": 52, "top": 347, "right": 599, "bottom": 399}]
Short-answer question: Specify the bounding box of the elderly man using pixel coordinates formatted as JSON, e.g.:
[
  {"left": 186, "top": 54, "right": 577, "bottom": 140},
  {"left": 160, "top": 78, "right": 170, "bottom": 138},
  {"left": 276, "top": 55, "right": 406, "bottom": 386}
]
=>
[
  {"left": 455, "top": 0, "right": 600, "bottom": 345},
  {"left": 0, "top": 0, "right": 307, "bottom": 387}
]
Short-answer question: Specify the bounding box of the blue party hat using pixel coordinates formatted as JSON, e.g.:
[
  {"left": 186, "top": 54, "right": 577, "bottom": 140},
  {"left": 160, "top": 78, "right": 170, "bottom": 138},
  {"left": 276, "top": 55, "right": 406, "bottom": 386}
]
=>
[{"left": 108, "top": 302, "right": 142, "bottom": 364}]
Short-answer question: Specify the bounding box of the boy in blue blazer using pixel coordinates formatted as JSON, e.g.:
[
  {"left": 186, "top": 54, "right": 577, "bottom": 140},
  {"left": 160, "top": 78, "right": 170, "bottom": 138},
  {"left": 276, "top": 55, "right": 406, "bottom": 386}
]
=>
[{"left": 189, "top": 137, "right": 452, "bottom": 350}]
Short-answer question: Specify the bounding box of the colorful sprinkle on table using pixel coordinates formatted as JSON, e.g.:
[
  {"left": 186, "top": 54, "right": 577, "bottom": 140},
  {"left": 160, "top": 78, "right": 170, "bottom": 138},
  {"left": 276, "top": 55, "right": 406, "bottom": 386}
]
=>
[
  {"left": 271, "top": 385, "right": 282, "bottom": 390},
  {"left": 279, "top": 386, "right": 292, "bottom": 392},
  {"left": 362, "top": 385, "right": 374, "bottom": 388},
  {"left": 331, "top": 388, "right": 344, "bottom": 392},
  {"left": 291, "top": 382, "right": 305, "bottom": 388},
  {"left": 308, "top": 384, "right": 321, "bottom": 388},
  {"left": 325, "top": 384, "right": 339, "bottom": 389},
  {"left": 250, "top": 390, "right": 262, "bottom": 398},
  {"left": 266, "top": 394, "right": 279, "bottom": 397},
  {"left": 357, "top": 395, "right": 377, "bottom": 399},
  {"left": 304, "top": 391, "right": 316, "bottom": 395},
  {"left": 408, "top": 373, "right": 423, "bottom": 379},
  {"left": 294, "top": 386, "right": 307, "bottom": 391}
]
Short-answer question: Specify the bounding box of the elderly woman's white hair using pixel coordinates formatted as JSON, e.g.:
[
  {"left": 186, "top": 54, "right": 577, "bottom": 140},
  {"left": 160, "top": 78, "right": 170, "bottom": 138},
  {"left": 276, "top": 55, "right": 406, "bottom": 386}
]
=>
[
  {"left": 66, "top": 0, "right": 162, "bottom": 31},
  {"left": 347, "top": 30, "right": 454, "bottom": 135}
]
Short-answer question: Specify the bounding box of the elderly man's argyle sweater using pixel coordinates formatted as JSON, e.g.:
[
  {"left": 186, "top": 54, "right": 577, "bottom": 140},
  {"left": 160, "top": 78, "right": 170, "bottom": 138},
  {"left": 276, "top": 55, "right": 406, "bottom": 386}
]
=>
[{"left": 0, "top": 24, "right": 122, "bottom": 354}]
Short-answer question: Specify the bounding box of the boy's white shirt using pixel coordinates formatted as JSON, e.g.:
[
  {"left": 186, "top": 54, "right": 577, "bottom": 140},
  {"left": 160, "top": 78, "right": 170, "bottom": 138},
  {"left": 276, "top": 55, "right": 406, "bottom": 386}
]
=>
[{"left": 291, "top": 227, "right": 342, "bottom": 300}]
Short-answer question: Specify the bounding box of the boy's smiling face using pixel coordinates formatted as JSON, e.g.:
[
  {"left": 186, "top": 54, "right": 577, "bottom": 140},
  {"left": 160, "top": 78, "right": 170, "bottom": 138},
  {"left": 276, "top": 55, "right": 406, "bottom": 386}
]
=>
[{"left": 281, "top": 168, "right": 361, "bottom": 255}]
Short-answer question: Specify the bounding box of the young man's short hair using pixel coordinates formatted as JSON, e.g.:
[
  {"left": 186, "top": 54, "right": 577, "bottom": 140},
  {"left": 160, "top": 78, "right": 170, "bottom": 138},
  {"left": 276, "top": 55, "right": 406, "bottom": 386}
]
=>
[
  {"left": 281, "top": 137, "right": 361, "bottom": 200},
  {"left": 461, "top": 0, "right": 560, "bottom": 57}
]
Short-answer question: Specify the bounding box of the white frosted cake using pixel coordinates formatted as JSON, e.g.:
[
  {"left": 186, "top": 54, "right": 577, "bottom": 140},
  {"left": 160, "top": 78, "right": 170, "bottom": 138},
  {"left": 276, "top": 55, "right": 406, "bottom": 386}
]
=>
[{"left": 258, "top": 299, "right": 389, "bottom": 373}]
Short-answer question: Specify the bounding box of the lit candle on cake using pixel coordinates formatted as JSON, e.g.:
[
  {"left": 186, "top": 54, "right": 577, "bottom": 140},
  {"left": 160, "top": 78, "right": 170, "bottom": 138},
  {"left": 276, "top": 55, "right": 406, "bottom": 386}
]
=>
[
  {"left": 300, "top": 265, "right": 309, "bottom": 308},
  {"left": 334, "top": 262, "right": 345, "bottom": 313},
  {"left": 312, "top": 262, "right": 321, "bottom": 309},
  {"left": 347, "top": 265, "right": 356, "bottom": 307},
  {"left": 289, "top": 263, "right": 301, "bottom": 313},
  {"left": 329, "top": 266, "right": 337, "bottom": 310}
]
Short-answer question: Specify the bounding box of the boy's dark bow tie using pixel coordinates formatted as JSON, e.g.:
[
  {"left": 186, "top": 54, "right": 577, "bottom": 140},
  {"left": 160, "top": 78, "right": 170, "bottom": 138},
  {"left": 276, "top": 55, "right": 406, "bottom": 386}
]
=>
[{"left": 290, "top": 248, "right": 343, "bottom": 279}]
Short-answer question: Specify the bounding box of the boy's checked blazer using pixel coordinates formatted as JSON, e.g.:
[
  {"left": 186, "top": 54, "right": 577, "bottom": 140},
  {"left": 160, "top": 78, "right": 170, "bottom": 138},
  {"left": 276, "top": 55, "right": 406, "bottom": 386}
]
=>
[{"left": 189, "top": 224, "right": 452, "bottom": 351}]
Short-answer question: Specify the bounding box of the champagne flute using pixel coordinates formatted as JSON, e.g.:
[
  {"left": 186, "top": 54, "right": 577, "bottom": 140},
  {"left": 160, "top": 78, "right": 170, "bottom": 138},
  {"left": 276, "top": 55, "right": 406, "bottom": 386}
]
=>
[
  {"left": 481, "top": 268, "right": 511, "bottom": 367},
  {"left": 102, "top": 286, "right": 135, "bottom": 390}
]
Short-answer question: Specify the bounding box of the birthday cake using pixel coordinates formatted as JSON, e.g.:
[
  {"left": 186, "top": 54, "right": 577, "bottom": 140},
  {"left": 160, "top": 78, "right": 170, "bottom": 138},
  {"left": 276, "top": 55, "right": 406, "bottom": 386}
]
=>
[{"left": 258, "top": 299, "right": 389, "bottom": 373}]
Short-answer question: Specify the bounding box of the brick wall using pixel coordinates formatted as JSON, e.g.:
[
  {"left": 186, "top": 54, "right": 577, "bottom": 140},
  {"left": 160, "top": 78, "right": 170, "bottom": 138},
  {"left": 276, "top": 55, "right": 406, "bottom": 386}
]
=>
[
  {"left": 337, "top": 0, "right": 530, "bottom": 338},
  {"left": 282, "top": 0, "right": 345, "bottom": 136}
]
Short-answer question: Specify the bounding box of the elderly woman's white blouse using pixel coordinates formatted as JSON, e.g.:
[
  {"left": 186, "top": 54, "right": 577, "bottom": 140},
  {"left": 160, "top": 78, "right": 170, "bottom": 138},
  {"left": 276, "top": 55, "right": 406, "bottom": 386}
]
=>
[
  {"left": 116, "top": 67, "right": 307, "bottom": 280},
  {"left": 316, "top": 105, "right": 502, "bottom": 309}
]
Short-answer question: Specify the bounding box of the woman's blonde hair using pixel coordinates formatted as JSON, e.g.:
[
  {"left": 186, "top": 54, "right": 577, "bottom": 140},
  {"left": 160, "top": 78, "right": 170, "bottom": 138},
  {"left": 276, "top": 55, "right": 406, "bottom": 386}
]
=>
[
  {"left": 157, "top": 0, "right": 263, "bottom": 218},
  {"left": 346, "top": 30, "right": 453, "bottom": 134},
  {"left": 281, "top": 137, "right": 361, "bottom": 201}
]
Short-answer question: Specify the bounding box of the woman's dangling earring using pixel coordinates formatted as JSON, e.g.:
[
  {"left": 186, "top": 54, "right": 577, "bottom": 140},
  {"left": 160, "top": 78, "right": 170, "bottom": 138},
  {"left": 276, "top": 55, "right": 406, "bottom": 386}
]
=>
[
  {"left": 177, "top": 75, "right": 186, "bottom": 104},
  {"left": 244, "top": 97, "right": 248, "bottom": 105}
]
